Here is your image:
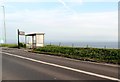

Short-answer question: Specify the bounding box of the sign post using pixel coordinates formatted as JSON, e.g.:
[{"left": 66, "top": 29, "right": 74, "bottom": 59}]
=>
[
  {"left": 17, "top": 29, "right": 25, "bottom": 49},
  {"left": 17, "top": 29, "right": 19, "bottom": 49}
]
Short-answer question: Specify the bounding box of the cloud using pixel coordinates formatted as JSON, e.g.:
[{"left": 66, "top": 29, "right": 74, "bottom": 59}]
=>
[
  {"left": 4, "top": 8, "right": 118, "bottom": 42},
  {"left": 57, "top": 0, "right": 78, "bottom": 16},
  {"left": 58, "top": 0, "right": 70, "bottom": 9}
]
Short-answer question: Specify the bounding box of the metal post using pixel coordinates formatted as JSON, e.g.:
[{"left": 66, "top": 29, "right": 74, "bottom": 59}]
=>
[
  {"left": 72, "top": 43, "right": 74, "bottom": 48},
  {"left": 86, "top": 45, "right": 89, "bottom": 48},
  {"left": 59, "top": 42, "right": 61, "bottom": 47},
  {"left": 104, "top": 45, "right": 106, "bottom": 49},
  {"left": 2, "top": 6, "right": 6, "bottom": 43},
  {"left": 43, "top": 34, "right": 45, "bottom": 47},
  {"left": 25, "top": 35, "right": 27, "bottom": 48},
  {"left": 18, "top": 29, "right": 20, "bottom": 49},
  {"left": 32, "top": 36, "right": 34, "bottom": 49}
]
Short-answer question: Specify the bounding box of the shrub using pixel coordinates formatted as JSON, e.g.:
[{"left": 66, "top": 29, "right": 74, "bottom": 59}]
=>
[{"left": 34, "top": 45, "right": 119, "bottom": 64}]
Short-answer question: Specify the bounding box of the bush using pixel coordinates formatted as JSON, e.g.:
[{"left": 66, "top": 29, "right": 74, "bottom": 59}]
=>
[
  {"left": 19, "top": 43, "right": 26, "bottom": 48},
  {"left": 34, "top": 45, "right": 119, "bottom": 64}
]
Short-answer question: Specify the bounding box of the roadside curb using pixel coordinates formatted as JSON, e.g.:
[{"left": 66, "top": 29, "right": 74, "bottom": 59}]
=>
[{"left": 28, "top": 50, "right": 120, "bottom": 67}]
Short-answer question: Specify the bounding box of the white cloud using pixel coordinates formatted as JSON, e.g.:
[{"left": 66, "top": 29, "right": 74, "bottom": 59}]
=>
[
  {"left": 58, "top": 0, "right": 78, "bottom": 15},
  {"left": 3, "top": 8, "right": 118, "bottom": 42},
  {"left": 58, "top": 0, "right": 69, "bottom": 9}
]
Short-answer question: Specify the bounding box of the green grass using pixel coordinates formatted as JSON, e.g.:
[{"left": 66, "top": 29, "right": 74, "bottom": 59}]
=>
[
  {"left": 34, "top": 45, "right": 120, "bottom": 64},
  {"left": 0, "top": 44, "right": 18, "bottom": 48},
  {"left": 0, "top": 43, "right": 26, "bottom": 48}
]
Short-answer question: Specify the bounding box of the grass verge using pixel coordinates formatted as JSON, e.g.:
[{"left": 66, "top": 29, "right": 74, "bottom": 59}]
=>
[
  {"left": 33, "top": 45, "right": 120, "bottom": 65},
  {"left": 0, "top": 43, "right": 26, "bottom": 48},
  {"left": 0, "top": 44, "right": 18, "bottom": 48}
]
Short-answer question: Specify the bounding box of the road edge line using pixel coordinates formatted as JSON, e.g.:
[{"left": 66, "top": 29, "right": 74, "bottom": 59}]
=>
[{"left": 2, "top": 52, "right": 120, "bottom": 81}]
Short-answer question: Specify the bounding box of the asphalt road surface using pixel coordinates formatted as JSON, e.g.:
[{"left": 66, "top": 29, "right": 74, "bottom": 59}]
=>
[{"left": 1, "top": 48, "right": 119, "bottom": 81}]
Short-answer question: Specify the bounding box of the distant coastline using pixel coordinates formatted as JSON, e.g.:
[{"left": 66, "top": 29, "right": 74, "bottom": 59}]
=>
[{"left": 3, "top": 41, "right": 118, "bottom": 49}]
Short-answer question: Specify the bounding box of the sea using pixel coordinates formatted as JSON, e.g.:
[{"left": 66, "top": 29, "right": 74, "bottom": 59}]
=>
[
  {"left": 4, "top": 41, "right": 118, "bottom": 49},
  {"left": 45, "top": 42, "right": 118, "bottom": 49}
]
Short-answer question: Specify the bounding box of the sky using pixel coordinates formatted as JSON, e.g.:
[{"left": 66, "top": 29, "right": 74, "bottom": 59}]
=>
[{"left": 0, "top": 0, "right": 119, "bottom": 43}]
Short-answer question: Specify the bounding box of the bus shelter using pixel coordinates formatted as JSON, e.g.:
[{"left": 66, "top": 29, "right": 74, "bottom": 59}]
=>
[{"left": 25, "top": 33, "right": 45, "bottom": 49}]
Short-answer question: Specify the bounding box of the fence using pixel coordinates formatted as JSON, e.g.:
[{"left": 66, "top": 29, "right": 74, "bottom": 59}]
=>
[{"left": 45, "top": 42, "right": 118, "bottom": 49}]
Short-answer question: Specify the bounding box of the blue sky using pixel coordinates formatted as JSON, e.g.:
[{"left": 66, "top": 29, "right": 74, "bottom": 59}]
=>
[
  {"left": 0, "top": 0, "right": 118, "bottom": 43},
  {"left": 4, "top": 2, "right": 117, "bottom": 13}
]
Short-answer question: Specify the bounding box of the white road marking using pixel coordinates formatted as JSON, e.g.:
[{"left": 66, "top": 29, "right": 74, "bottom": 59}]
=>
[{"left": 2, "top": 52, "right": 120, "bottom": 81}]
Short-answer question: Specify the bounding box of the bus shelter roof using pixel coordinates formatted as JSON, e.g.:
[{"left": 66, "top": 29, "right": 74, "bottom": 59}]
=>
[{"left": 26, "top": 33, "right": 45, "bottom": 36}]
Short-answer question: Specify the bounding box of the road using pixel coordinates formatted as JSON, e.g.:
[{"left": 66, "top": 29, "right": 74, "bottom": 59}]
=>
[{"left": 1, "top": 48, "right": 119, "bottom": 81}]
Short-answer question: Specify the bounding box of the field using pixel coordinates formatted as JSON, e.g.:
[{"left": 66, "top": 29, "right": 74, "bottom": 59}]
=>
[
  {"left": 34, "top": 45, "right": 120, "bottom": 64},
  {"left": 0, "top": 43, "right": 25, "bottom": 48},
  {"left": 0, "top": 44, "right": 18, "bottom": 48}
]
